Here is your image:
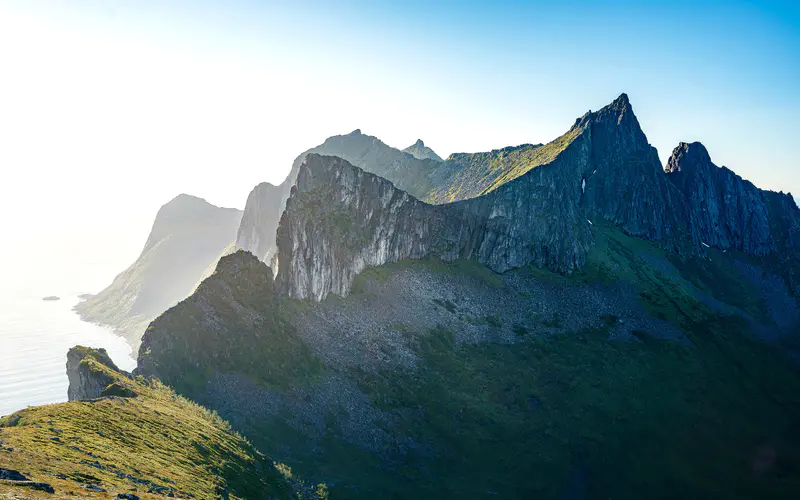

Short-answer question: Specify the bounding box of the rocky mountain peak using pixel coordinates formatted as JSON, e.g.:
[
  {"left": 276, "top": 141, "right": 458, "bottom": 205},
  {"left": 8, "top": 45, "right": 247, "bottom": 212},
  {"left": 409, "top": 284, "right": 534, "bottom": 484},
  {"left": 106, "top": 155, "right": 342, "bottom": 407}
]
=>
[
  {"left": 403, "top": 138, "right": 443, "bottom": 162},
  {"left": 665, "top": 142, "right": 712, "bottom": 174}
]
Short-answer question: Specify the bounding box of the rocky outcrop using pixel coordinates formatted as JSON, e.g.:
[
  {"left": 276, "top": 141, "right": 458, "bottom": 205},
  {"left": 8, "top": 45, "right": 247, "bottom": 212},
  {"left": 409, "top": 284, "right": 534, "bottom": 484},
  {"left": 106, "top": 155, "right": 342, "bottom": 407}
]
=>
[
  {"left": 75, "top": 194, "right": 242, "bottom": 347},
  {"left": 0, "top": 471, "right": 55, "bottom": 494},
  {"left": 66, "top": 346, "right": 130, "bottom": 401},
  {"left": 665, "top": 142, "right": 775, "bottom": 254},
  {"left": 665, "top": 141, "right": 800, "bottom": 292},
  {"left": 402, "top": 139, "right": 443, "bottom": 162}
]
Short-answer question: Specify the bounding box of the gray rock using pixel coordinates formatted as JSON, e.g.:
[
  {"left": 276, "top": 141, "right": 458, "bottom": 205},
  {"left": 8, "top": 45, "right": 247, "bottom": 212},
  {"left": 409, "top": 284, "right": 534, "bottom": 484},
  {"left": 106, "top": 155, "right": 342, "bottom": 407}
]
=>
[
  {"left": 0, "top": 479, "right": 55, "bottom": 494},
  {"left": 66, "top": 346, "right": 129, "bottom": 401},
  {"left": 0, "top": 468, "right": 27, "bottom": 480},
  {"left": 236, "top": 129, "right": 450, "bottom": 262},
  {"left": 665, "top": 141, "right": 775, "bottom": 255}
]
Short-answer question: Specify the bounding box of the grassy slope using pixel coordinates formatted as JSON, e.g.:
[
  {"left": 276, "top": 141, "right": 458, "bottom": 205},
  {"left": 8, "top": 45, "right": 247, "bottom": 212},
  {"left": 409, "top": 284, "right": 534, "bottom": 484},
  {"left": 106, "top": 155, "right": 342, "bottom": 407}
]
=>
[
  {"left": 0, "top": 349, "right": 324, "bottom": 499},
  {"left": 428, "top": 126, "right": 581, "bottom": 203},
  {"left": 238, "top": 225, "right": 800, "bottom": 499}
]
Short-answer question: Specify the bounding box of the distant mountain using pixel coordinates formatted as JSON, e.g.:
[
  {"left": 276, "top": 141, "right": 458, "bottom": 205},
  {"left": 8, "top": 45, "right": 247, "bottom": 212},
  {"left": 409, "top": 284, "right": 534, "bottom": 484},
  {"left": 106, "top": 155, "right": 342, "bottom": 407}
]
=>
[
  {"left": 75, "top": 194, "right": 242, "bottom": 347},
  {"left": 402, "top": 139, "right": 443, "bottom": 161}
]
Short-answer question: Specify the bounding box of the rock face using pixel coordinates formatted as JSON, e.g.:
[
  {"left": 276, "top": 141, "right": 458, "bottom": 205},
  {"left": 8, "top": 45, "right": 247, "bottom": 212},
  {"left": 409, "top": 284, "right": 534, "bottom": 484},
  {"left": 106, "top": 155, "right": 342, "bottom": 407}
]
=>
[
  {"left": 75, "top": 194, "right": 242, "bottom": 347},
  {"left": 402, "top": 139, "right": 443, "bottom": 162},
  {"left": 665, "top": 142, "right": 775, "bottom": 254},
  {"left": 235, "top": 129, "right": 450, "bottom": 262},
  {"left": 275, "top": 153, "right": 593, "bottom": 300},
  {"left": 577, "top": 95, "right": 695, "bottom": 249},
  {"left": 275, "top": 155, "right": 465, "bottom": 300},
  {"left": 66, "top": 346, "right": 126, "bottom": 401},
  {"left": 254, "top": 94, "right": 795, "bottom": 303}
]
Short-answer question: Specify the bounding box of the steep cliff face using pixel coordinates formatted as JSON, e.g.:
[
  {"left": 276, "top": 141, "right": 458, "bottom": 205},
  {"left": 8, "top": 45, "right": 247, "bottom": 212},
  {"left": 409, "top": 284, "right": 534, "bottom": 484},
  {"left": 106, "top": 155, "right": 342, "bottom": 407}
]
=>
[
  {"left": 275, "top": 154, "right": 593, "bottom": 300},
  {"left": 402, "top": 139, "right": 443, "bottom": 162},
  {"left": 762, "top": 189, "right": 800, "bottom": 293},
  {"left": 665, "top": 142, "right": 774, "bottom": 255},
  {"left": 425, "top": 94, "right": 695, "bottom": 249},
  {"left": 66, "top": 346, "right": 129, "bottom": 401},
  {"left": 235, "top": 182, "right": 285, "bottom": 261},
  {"left": 578, "top": 95, "right": 695, "bottom": 249},
  {"left": 275, "top": 155, "right": 469, "bottom": 300},
  {"left": 236, "top": 130, "right": 447, "bottom": 262},
  {"left": 76, "top": 194, "right": 242, "bottom": 347}
]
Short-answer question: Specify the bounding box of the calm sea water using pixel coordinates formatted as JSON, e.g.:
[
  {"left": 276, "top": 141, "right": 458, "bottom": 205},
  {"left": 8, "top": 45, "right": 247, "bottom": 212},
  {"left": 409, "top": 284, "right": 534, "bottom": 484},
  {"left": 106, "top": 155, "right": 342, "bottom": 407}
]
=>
[
  {"left": 0, "top": 233, "right": 143, "bottom": 418},
  {"left": 0, "top": 292, "right": 135, "bottom": 417}
]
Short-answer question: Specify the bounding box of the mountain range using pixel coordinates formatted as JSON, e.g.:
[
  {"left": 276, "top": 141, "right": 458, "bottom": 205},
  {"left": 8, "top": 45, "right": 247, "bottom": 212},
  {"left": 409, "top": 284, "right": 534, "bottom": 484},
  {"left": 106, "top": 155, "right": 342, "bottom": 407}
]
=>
[{"left": 9, "top": 93, "right": 799, "bottom": 499}]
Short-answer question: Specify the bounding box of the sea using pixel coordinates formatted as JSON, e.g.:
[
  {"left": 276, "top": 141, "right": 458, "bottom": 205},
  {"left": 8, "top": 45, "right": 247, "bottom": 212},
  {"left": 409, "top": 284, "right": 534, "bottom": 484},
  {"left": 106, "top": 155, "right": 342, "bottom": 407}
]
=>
[{"left": 0, "top": 231, "right": 142, "bottom": 417}]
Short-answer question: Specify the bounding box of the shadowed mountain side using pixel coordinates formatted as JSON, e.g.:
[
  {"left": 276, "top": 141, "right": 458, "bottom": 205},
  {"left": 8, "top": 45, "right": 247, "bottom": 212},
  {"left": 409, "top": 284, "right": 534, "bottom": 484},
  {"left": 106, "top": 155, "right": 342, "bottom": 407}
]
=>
[
  {"left": 138, "top": 234, "right": 800, "bottom": 499},
  {"left": 666, "top": 141, "right": 800, "bottom": 293},
  {"left": 75, "top": 194, "right": 242, "bottom": 347}
]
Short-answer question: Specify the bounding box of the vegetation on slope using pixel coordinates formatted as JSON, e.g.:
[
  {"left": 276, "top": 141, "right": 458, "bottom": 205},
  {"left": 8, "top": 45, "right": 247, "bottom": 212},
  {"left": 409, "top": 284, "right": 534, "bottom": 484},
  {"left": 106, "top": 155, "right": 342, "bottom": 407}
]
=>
[
  {"left": 234, "top": 226, "right": 799, "bottom": 499},
  {"left": 138, "top": 251, "right": 323, "bottom": 395},
  {"left": 0, "top": 347, "right": 325, "bottom": 499},
  {"left": 432, "top": 126, "right": 581, "bottom": 203}
]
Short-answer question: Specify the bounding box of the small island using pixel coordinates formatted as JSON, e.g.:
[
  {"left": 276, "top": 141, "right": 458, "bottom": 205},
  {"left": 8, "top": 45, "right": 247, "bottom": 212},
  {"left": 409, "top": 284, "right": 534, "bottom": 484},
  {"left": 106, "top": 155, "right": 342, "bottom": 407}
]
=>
[{"left": 42, "top": 296, "right": 61, "bottom": 301}]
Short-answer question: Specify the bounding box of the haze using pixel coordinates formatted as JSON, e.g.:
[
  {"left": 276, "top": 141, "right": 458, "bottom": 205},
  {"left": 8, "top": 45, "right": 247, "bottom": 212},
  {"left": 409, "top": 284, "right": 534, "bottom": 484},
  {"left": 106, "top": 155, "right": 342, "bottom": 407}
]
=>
[{"left": 0, "top": 0, "right": 798, "bottom": 293}]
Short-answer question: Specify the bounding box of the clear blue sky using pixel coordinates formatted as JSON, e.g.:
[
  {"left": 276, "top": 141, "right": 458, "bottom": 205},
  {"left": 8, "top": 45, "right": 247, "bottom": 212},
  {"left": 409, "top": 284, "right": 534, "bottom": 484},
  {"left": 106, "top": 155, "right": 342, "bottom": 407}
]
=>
[{"left": 0, "top": 0, "right": 798, "bottom": 278}]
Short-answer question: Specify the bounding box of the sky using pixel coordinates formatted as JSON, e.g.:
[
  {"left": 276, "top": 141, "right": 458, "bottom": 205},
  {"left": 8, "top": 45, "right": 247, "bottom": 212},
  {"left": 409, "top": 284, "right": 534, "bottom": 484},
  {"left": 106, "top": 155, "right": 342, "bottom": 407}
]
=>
[{"left": 0, "top": 0, "right": 798, "bottom": 289}]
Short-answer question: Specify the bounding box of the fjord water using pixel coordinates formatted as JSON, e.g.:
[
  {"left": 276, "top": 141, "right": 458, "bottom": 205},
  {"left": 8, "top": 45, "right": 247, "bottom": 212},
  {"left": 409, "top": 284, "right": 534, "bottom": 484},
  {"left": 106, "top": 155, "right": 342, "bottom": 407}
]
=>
[
  {"left": 0, "top": 232, "right": 141, "bottom": 417},
  {"left": 0, "top": 291, "right": 135, "bottom": 417}
]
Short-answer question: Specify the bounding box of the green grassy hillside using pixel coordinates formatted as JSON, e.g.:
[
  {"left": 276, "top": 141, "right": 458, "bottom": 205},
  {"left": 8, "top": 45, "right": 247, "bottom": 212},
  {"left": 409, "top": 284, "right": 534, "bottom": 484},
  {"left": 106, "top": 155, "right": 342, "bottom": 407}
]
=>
[{"left": 0, "top": 348, "right": 326, "bottom": 499}]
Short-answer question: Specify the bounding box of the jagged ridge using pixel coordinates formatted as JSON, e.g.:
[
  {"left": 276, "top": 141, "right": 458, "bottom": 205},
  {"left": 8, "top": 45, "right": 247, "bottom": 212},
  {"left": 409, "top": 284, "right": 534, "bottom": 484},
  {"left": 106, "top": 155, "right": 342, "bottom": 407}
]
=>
[{"left": 275, "top": 153, "right": 593, "bottom": 300}]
